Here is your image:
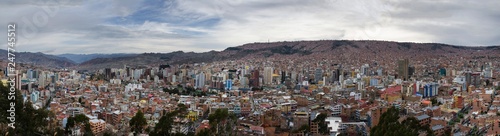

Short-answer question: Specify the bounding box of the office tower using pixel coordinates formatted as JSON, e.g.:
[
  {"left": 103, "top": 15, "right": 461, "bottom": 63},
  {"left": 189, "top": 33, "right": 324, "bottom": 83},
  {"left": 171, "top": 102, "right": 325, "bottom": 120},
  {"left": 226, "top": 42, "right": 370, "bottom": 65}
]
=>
[
  {"left": 144, "top": 68, "right": 151, "bottom": 78},
  {"left": 15, "top": 70, "right": 21, "bottom": 91},
  {"left": 314, "top": 68, "right": 322, "bottom": 83},
  {"left": 331, "top": 70, "right": 338, "bottom": 83},
  {"left": 471, "top": 73, "right": 480, "bottom": 87},
  {"left": 483, "top": 65, "right": 493, "bottom": 78},
  {"left": 263, "top": 67, "right": 273, "bottom": 85},
  {"left": 30, "top": 90, "right": 40, "bottom": 102},
  {"left": 134, "top": 69, "right": 142, "bottom": 80},
  {"left": 195, "top": 72, "right": 205, "bottom": 89},
  {"left": 339, "top": 74, "right": 344, "bottom": 88},
  {"left": 465, "top": 71, "right": 472, "bottom": 87},
  {"left": 126, "top": 67, "right": 131, "bottom": 77},
  {"left": 51, "top": 75, "right": 56, "bottom": 84},
  {"left": 27, "top": 69, "right": 33, "bottom": 79},
  {"left": 104, "top": 68, "right": 112, "bottom": 80},
  {"left": 211, "top": 73, "right": 224, "bottom": 89},
  {"left": 225, "top": 79, "right": 232, "bottom": 90},
  {"left": 250, "top": 70, "right": 260, "bottom": 88},
  {"left": 281, "top": 71, "right": 286, "bottom": 84},
  {"left": 32, "top": 70, "right": 38, "bottom": 79},
  {"left": 398, "top": 59, "right": 409, "bottom": 81},
  {"left": 423, "top": 83, "right": 439, "bottom": 98},
  {"left": 38, "top": 72, "right": 46, "bottom": 88}
]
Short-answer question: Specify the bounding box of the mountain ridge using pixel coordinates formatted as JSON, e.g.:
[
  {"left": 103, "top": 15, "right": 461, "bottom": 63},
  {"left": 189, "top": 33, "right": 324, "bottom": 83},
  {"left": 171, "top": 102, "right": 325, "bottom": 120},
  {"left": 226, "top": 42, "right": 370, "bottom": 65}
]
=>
[
  {"left": 57, "top": 53, "right": 137, "bottom": 64},
  {"left": 0, "top": 50, "right": 76, "bottom": 68},
  {"left": 76, "top": 40, "right": 500, "bottom": 70},
  {"left": 1, "top": 40, "right": 498, "bottom": 70}
]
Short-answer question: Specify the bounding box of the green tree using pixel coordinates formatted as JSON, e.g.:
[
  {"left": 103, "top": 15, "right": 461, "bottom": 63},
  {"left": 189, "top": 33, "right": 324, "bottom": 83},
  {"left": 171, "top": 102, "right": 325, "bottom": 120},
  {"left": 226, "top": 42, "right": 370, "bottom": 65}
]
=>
[
  {"left": 312, "top": 113, "right": 329, "bottom": 135},
  {"left": 370, "top": 106, "right": 430, "bottom": 136},
  {"left": 196, "top": 128, "right": 211, "bottom": 136},
  {"left": 83, "top": 123, "right": 94, "bottom": 136},
  {"left": 54, "top": 127, "right": 66, "bottom": 136},
  {"left": 103, "top": 131, "right": 113, "bottom": 136},
  {"left": 130, "top": 110, "right": 147, "bottom": 135},
  {"left": 66, "top": 116, "right": 75, "bottom": 133},
  {"left": 74, "top": 114, "right": 90, "bottom": 123},
  {"left": 149, "top": 104, "right": 190, "bottom": 136},
  {"left": 0, "top": 80, "right": 51, "bottom": 135},
  {"left": 205, "top": 109, "right": 237, "bottom": 136},
  {"left": 65, "top": 114, "right": 91, "bottom": 135},
  {"left": 164, "top": 88, "right": 180, "bottom": 95},
  {"left": 292, "top": 124, "right": 310, "bottom": 134},
  {"left": 150, "top": 112, "right": 176, "bottom": 135}
]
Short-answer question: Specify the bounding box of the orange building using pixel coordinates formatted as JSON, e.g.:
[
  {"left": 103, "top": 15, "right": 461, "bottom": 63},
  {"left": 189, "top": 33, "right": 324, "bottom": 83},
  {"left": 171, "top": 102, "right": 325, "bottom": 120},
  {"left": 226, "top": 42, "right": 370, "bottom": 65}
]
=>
[
  {"left": 453, "top": 96, "right": 464, "bottom": 109},
  {"left": 89, "top": 119, "right": 106, "bottom": 134}
]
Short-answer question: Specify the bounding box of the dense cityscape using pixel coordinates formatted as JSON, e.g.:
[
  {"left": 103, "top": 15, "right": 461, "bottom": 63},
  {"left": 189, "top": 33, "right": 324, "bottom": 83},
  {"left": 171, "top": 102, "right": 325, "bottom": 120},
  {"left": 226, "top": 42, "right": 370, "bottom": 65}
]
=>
[{"left": 0, "top": 44, "right": 498, "bottom": 136}]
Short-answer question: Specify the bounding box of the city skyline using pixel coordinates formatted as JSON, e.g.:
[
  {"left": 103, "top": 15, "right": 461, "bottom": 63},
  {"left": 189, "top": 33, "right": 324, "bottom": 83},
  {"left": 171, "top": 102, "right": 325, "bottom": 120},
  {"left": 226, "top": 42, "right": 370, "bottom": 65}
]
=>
[{"left": 1, "top": 0, "right": 500, "bottom": 54}]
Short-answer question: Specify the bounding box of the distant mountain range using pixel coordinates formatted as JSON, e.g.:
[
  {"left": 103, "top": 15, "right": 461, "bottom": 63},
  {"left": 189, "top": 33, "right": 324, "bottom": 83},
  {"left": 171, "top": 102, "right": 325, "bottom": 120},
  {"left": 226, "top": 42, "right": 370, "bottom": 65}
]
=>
[
  {"left": 57, "top": 53, "right": 137, "bottom": 63},
  {"left": 1, "top": 40, "right": 499, "bottom": 70},
  {"left": 0, "top": 50, "right": 76, "bottom": 68}
]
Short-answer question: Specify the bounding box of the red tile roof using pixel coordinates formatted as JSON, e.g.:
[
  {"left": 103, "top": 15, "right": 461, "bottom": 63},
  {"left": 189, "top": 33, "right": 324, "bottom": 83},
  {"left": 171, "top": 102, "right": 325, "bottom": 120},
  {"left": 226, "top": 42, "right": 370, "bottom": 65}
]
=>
[{"left": 383, "top": 85, "right": 401, "bottom": 94}]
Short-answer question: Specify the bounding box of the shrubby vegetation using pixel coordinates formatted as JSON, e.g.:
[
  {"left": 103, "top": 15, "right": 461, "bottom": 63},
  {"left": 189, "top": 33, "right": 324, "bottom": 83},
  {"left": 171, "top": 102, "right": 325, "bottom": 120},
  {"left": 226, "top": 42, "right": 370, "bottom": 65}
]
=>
[{"left": 370, "top": 106, "right": 435, "bottom": 136}]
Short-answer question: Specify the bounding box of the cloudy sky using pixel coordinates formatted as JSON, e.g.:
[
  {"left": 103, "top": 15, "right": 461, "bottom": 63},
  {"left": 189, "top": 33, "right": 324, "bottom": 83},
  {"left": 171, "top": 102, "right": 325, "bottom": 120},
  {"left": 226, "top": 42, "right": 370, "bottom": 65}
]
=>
[{"left": 1, "top": 0, "right": 499, "bottom": 54}]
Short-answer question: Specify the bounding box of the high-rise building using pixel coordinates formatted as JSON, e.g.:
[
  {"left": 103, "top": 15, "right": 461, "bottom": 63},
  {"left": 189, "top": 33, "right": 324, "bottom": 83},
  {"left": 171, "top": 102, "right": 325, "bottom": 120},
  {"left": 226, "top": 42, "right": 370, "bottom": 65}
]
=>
[
  {"left": 483, "top": 66, "right": 493, "bottom": 78},
  {"left": 195, "top": 72, "right": 205, "bottom": 89},
  {"left": 104, "top": 68, "right": 112, "bottom": 80},
  {"left": 281, "top": 71, "right": 286, "bottom": 84},
  {"left": 453, "top": 96, "right": 464, "bottom": 109},
  {"left": 38, "top": 73, "right": 46, "bottom": 88},
  {"left": 225, "top": 79, "right": 232, "bottom": 90},
  {"left": 398, "top": 59, "right": 409, "bottom": 81},
  {"left": 263, "top": 67, "right": 273, "bottom": 85},
  {"left": 27, "top": 69, "right": 33, "bottom": 79},
  {"left": 331, "top": 70, "right": 338, "bottom": 83},
  {"left": 314, "top": 68, "right": 322, "bottom": 83},
  {"left": 423, "top": 83, "right": 439, "bottom": 98},
  {"left": 210, "top": 73, "right": 225, "bottom": 89},
  {"left": 50, "top": 75, "right": 56, "bottom": 84},
  {"left": 465, "top": 71, "right": 472, "bottom": 87},
  {"left": 250, "top": 70, "right": 260, "bottom": 88},
  {"left": 134, "top": 69, "right": 142, "bottom": 80},
  {"left": 471, "top": 72, "right": 480, "bottom": 87}
]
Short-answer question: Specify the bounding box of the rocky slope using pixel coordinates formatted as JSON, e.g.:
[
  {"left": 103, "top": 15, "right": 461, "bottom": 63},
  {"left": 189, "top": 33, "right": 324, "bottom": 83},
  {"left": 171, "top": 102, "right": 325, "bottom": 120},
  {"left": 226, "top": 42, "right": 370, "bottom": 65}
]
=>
[{"left": 76, "top": 40, "right": 500, "bottom": 70}]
